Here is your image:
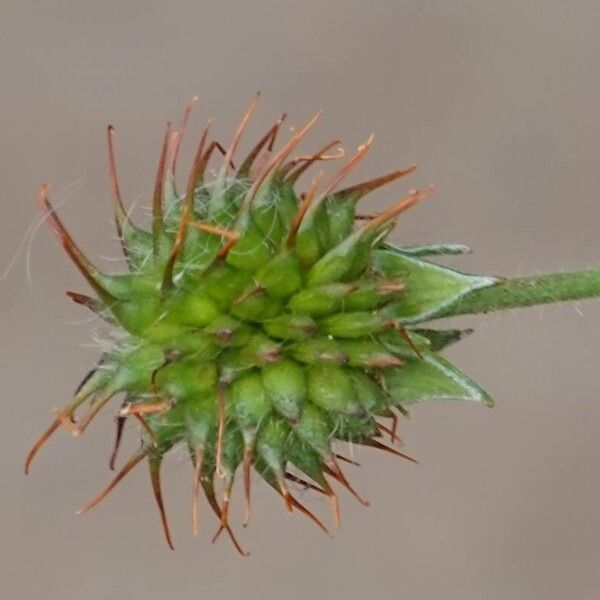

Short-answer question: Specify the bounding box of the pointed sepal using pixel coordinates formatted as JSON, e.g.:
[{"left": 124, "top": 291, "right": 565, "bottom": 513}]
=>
[
  {"left": 372, "top": 249, "right": 499, "bottom": 323},
  {"left": 384, "top": 352, "right": 494, "bottom": 407}
]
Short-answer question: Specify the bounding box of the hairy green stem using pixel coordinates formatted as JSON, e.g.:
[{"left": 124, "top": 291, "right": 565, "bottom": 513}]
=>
[{"left": 438, "top": 270, "right": 600, "bottom": 318}]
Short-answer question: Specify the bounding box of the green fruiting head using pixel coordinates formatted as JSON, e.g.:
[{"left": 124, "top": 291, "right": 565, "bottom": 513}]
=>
[{"left": 25, "top": 96, "right": 600, "bottom": 554}]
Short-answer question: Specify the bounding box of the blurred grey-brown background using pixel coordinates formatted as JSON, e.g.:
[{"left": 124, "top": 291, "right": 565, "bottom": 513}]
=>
[{"left": 2, "top": 2, "right": 599, "bottom": 599}]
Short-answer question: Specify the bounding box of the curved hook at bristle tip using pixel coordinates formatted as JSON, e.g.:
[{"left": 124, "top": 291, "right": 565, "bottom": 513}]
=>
[
  {"left": 24, "top": 370, "right": 102, "bottom": 475},
  {"left": 24, "top": 417, "right": 61, "bottom": 475},
  {"left": 358, "top": 133, "right": 375, "bottom": 151}
]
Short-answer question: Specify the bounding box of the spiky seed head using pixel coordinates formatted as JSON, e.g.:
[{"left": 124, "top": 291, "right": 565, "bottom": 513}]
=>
[{"left": 26, "top": 97, "right": 499, "bottom": 553}]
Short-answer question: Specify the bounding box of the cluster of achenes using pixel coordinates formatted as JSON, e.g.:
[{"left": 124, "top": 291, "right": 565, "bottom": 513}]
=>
[{"left": 26, "top": 96, "right": 598, "bottom": 554}]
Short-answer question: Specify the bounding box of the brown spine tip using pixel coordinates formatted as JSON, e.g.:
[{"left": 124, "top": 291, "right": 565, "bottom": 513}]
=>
[
  {"left": 171, "top": 96, "right": 198, "bottom": 177},
  {"left": 334, "top": 453, "right": 361, "bottom": 467},
  {"left": 24, "top": 386, "right": 95, "bottom": 474},
  {"left": 191, "top": 447, "right": 204, "bottom": 537},
  {"left": 106, "top": 125, "right": 129, "bottom": 256},
  {"left": 65, "top": 291, "right": 111, "bottom": 320},
  {"left": 365, "top": 438, "right": 419, "bottom": 464},
  {"left": 285, "top": 473, "right": 340, "bottom": 528},
  {"left": 76, "top": 449, "right": 147, "bottom": 515},
  {"left": 288, "top": 494, "right": 332, "bottom": 538},
  {"left": 37, "top": 185, "right": 115, "bottom": 304},
  {"left": 67, "top": 291, "right": 117, "bottom": 326},
  {"left": 24, "top": 418, "right": 61, "bottom": 475},
  {"left": 375, "top": 422, "right": 403, "bottom": 446},
  {"left": 283, "top": 139, "right": 345, "bottom": 184},
  {"left": 149, "top": 457, "right": 175, "bottom": 550},
  {"left": 152, "top": 121, "right": 172, "bottom": 254},
  {"left": 325, "top": 457, "right": 370, "bottom": 507},
  {"left": 390, "top": 413, "right": 401, "bottom": 446},
  {"left": 215, "top": 383, "right": 227, "bottom": 478},
  {"left": 242, "top": 443, "right": 253, "bottom": 527},
  {"left": 237, "top": 113, "right": 287, "bottom": 178},
  {"left": 214, "top": 93, "right": 260, "bottom": 186},
  {"left": 360, "top": 185, "right": 435, "bottom": 235},
  {"left": 224, "top": 527, "right": 249, "bottom": 556},
  {"left": 203, "top": 476, "right": 249, "bottom": 556},
  {"left": 320, "top": 478, "right": 342, "bottom": 528},
  {"left": 335, "top": 164, "right": 418, "bottom": 200},
  {"left": 211, "top": 474, "right": 236, "bottom": 546},
  {"left": 108, "top": 415, "right": 126, "bottom": 471},
  {"left": 284, "top": 472, "right": 327, "bottom": 495},
  {"left": 275, "top": 471, "right": 294, "bottom": 513},
  {"left": 214, "top": 519, "right": 249, "bottom": 557}
]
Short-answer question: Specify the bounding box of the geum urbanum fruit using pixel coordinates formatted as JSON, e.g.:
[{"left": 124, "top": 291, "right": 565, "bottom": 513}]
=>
[{"left": 26, "top": 95, "right": 600, "bottom": 554}]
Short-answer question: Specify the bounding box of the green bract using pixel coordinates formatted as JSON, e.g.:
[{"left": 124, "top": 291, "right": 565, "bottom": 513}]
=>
[{"left": 26, "top": 97, "right": 599, "bottom": 554}]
